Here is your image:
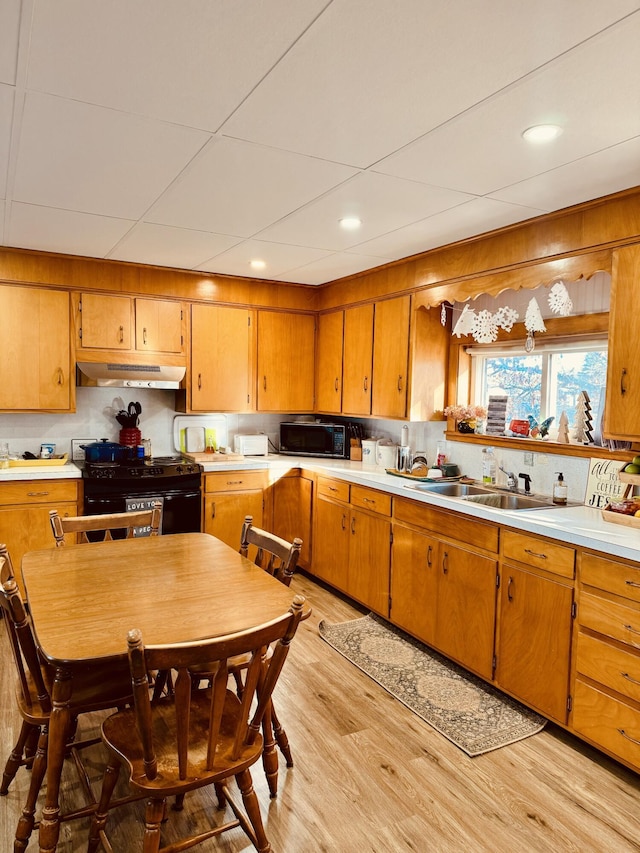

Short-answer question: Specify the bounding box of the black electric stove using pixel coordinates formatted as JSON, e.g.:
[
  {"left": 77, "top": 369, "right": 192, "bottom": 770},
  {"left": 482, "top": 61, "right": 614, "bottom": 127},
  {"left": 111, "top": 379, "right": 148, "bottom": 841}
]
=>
[{"left": 82, "top": 456, "right": 203, "bottom": 534}]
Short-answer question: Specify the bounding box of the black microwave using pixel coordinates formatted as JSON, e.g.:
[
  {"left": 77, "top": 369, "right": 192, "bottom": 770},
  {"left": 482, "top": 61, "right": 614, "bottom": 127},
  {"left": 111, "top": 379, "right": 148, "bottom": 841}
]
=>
[{"left": 279, "top": 422, "right": 347, "bottom": 459}]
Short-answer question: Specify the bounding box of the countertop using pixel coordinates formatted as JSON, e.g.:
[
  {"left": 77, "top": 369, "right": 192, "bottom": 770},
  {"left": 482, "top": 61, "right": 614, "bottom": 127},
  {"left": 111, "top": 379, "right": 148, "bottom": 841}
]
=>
[{"left": 4, "top": 454, "right": 639, "bottom": 564}]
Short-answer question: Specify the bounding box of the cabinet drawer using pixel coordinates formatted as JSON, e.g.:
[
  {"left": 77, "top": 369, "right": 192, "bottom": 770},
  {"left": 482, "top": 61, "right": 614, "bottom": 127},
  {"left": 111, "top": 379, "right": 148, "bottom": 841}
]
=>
[
  {"left": 350, "top": 485, "right": 391, "bottom": 516},
  {"left": 572, "top": 679, "right": 640, "bottom": 771},
  {"left": 576, "top": 632, "right": 640, "bottom": 703},
  {"left": 204, "top": 471, "right": 266, "bottom": 493},
  {"left": 579, "top": 590, "right": 640, "bottom": 650},
  {"left": 394, "top": 497, "right": 498, "bottom": 552},
  {"left": 317, "top": 477, "right": 350, "bottom": 503},
  {"left": 0, "top": 481, "right": 78, "bottom": 506},
  {"left": 502, "top": 529, "right": 575, "bottom": 579},
  {"left": 581, "top": 552, "right": 640, "bottom": 604}
]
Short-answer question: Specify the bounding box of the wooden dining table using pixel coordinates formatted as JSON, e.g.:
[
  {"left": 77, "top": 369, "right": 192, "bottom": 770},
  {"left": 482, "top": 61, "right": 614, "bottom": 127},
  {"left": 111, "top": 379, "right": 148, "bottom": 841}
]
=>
[{"left": 21, "top": 531, "right": 309, "bottom": 853}]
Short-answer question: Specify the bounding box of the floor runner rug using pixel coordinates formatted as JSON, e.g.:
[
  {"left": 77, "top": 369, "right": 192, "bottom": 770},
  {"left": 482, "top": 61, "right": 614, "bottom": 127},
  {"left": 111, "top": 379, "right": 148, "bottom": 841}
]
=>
[{"left": 318, "top": 613, "right": 546, "bottom": 756}]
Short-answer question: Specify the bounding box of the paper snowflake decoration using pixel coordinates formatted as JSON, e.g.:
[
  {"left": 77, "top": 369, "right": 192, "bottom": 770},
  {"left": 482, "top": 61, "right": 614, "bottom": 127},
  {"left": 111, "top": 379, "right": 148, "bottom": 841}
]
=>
[
  {"left": 524, "top": 297, "right": 546, "bottom": 333},
  {"left": 471, "top": 309, "right": 499, "bottom": 343},
  {"left": 548, "top": 282, "right": 573, "bottom": 316},
  {"left": 452, "top": 303, "right": 476, "bottom": 337},
  {"left": 441, "top": 303, "right": 447, "bottom": 326},
  {"left": 495, "top": 305, "right": 519, "bottom": 332}
]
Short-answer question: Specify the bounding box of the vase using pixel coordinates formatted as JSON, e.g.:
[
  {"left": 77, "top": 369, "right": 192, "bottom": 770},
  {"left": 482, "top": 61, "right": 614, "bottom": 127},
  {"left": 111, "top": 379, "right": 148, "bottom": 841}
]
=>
[{"left": 457, "top": 419, "right": 476, "bottom": 434}]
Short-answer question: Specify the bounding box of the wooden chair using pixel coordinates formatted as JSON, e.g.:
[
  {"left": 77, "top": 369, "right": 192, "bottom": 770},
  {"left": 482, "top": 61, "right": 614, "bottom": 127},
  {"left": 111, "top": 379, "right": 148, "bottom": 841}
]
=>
[
  {"left": 87, "top": 596, "right": 306, "bottom": 853},
  {"left": 49, "top": 501, "right": 162, "bottom": 546},
  {"left": 0, "top": 546, "right": 134, "bottom": 851}
]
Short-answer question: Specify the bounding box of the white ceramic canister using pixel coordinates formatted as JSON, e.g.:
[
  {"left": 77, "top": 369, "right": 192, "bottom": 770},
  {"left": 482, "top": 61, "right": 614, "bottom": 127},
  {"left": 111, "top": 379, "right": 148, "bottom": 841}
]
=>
[
  {"left": 361, "top": 438, "right": 379, "bottom": 465},
  {"left": 376, "top": 441, "right": 398, "bottom": 469}
]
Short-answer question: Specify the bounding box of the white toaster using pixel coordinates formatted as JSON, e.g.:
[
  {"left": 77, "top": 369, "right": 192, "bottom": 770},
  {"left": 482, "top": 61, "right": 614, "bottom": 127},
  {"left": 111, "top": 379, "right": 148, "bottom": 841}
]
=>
[{"left": 234, "top": 434, "right": 269, "bottom": 456}]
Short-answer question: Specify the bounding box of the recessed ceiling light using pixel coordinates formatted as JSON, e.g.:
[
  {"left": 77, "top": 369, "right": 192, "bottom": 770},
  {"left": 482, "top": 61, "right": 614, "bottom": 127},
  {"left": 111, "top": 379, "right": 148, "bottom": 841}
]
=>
[
  {"left": 522, "top": 124, "right": 563, "bottom": 143},
  {"left": 249, "top": 259, "right": 266, "bottom": 270},
  {"left": 339, "top": 216, "right": 362, "bottom": 230}
]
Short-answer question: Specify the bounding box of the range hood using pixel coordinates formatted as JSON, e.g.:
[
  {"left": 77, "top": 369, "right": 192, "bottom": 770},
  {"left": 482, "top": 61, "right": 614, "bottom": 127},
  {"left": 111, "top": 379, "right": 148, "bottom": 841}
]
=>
[{"left": 77, "top": 362, "right": 185, "bottom": 389}]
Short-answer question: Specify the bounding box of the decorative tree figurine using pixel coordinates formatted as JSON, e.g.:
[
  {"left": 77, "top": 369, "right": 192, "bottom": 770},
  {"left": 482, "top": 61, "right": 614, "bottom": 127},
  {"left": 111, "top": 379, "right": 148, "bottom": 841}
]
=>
[
  {"left": 574, "top": 390, "right": 593, "bottom": 444},
  {"left": 557, "top": 411, "right": 570, "bottom": 444}
]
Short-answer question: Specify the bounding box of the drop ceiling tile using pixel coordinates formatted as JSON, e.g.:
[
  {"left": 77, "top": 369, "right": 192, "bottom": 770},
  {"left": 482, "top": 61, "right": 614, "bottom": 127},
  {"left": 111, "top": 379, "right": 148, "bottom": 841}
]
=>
[
  {"left": 26, "top": 0, "right": 331, "bottom": 130},
  {"left": 196, "top": 238, "right": 331, "bottom": 278},
  {"left": 108, "top": 223, "right": 241, "bottom": 269},
  {"left": 223, "top": 0, "right": 640, "bottom": 166},
  {"left": 488, "top": 136, "right": 640, "bottom": 211},
  {"left": 256, "top": 171, "right": 473, "bottom": 251},
  {"left": 275, "top": 251, "right": 391, "bottom": 285},
  {"left": 0, "top": 0, "right": 20, "bottom": 84},
  {"left": 0, "top": 84, "right": 14, "bottom": 198},
  {"left": 349, "top": 198, "right": 546, "bottom": 260},
  {"left": 7, "top": 203, "right": 134, "bottom": 256},
  {"left": 146, "top": 136, "right": 357, "bottom": 237},
  {"left": 374, "top": 14, "right": 640, "bottom": 196},
  {"left": 13, "top": 92, "right": 210, "bottom": 219}
]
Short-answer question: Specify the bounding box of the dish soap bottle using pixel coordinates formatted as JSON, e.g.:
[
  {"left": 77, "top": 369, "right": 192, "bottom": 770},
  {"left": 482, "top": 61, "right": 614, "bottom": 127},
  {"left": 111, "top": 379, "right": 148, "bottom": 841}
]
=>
[
  {"left": 553, "top": 472, "right": 568, "bottom": 505},
  {"left": 482, "top": 447, "right": 496, "bottom": 485}
]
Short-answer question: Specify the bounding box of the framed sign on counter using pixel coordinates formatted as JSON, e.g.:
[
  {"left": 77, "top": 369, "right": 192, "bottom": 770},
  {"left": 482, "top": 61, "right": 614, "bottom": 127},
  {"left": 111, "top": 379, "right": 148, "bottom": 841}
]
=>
[{"left": 584, "top": 457, "right": 625, "bottom": 509}]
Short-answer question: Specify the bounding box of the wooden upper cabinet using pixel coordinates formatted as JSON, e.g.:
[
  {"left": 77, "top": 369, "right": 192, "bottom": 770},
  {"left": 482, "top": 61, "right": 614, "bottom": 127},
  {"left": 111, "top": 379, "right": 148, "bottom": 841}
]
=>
[
  {"left": 135, "top": 298, "right": 183, "bottom": 354},
  {"left": 315, "top": 310, "right": 344, "bottom": 414},
  {"left": 342, "top": 303, "right": 374, "bottom": 416},
  {"left": 372, "top": 295, "right": 410, "bottom": 419},
  {"left": 604, "top": 245, "right": 640, "bottom": 440},
  {"left": 256, "top": 310, "right": 315, "bottom": 412},
  {"left": 0, "top": 284, "right": 72, "bottom": 412},
  {"left": 80, "top": 292, "right": 132, "bottom": 350},
  {"left": 190, "top": 304, "right": 255, "bottom": 413}
]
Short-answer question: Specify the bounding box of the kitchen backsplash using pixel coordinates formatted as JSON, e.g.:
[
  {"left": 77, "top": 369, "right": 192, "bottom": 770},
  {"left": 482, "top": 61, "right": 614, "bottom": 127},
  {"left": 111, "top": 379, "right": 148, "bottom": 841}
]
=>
[{"left": 0, "top": 389, "right": 592, "bottom": 501}]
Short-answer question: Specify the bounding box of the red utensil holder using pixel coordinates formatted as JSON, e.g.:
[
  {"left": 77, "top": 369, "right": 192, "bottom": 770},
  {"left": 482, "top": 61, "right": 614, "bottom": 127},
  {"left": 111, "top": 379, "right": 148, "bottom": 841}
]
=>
[{"left": 119, "top": 428, "right": 141, "bottom": 447}]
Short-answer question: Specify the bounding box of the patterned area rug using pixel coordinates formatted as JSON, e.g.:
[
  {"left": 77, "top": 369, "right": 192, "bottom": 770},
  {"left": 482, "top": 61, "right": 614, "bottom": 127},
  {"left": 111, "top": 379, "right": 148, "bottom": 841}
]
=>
[{"left": 318, "top": 614, "right": 546, "bottom": 757}]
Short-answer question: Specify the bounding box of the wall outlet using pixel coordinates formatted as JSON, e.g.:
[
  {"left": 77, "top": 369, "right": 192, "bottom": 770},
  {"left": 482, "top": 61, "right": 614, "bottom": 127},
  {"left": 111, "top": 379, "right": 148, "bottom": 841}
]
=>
[
  {"left": 524, "top": 451, "right": 534, "bottom": 466},
  {"left": 71, "top": 438, "right": 98, "bottom": 461}
]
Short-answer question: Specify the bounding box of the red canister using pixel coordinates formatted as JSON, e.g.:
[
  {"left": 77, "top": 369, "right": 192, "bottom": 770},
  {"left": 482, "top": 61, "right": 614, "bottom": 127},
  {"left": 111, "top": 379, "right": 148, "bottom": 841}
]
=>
[{"left": 119, "top": 428, "right": 142, "bottom": 447}]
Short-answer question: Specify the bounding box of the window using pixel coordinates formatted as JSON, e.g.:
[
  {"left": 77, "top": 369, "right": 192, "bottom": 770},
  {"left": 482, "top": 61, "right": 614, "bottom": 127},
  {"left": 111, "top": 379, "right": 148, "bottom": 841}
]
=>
[{"left": 469, "top": 338, "right": 608, "bottom": 435}]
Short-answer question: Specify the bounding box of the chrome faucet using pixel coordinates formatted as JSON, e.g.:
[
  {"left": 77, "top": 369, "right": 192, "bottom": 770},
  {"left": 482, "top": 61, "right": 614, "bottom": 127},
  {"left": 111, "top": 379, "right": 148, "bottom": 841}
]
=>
[{"left": 499, "top": 466, "right": 518, "bottom": 491}]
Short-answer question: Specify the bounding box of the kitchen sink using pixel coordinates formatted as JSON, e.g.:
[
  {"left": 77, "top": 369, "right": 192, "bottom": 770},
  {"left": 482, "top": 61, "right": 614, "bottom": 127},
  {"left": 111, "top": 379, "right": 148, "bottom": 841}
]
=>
[{"left": 407, "top": 482, "right": 494, "bottom": 497}]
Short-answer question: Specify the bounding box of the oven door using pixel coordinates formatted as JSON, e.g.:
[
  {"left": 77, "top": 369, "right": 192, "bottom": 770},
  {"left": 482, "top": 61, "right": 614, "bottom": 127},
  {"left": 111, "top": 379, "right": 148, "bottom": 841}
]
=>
[{"left": 84, "top": 488, "right": 201, "bottom": 536}]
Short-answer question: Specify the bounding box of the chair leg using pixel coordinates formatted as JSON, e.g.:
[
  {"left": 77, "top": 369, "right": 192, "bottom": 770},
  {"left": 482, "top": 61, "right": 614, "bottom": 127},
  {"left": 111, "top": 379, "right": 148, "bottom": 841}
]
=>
[
  {"left": 270, "top": 703, "right": 293, "bottom": 768},
  {"left": 0, "top": 721, "right": 38, "bottom": 795},
  {"left": 142, "top": 797, "right": 165, "bottom": 853},
  {"left": 14, "top": 725, "right": 48, "bottom": 852},
  {"left": 87, "top": 759, "right": 121, "bottom": 853},
  {"left": 260, "top": 700, "right": 279, "bottom": 798},
  {"left": 234, "top": 769, "right": 272, "bottom": 853}
]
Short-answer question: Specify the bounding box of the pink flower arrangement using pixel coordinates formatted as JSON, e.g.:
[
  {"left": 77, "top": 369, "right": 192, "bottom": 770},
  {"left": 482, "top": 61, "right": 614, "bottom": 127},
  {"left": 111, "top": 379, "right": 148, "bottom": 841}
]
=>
[{"left": 443, "top": 404, "right": 487, "bottom": 421}]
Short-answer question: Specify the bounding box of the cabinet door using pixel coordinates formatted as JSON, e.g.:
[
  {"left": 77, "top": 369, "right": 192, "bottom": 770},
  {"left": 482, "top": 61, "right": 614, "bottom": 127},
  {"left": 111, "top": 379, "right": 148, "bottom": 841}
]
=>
[
  {"left": 203, "top": 490, "right": 264, "bottom": 551},
  {"left": 80, "top": 293, "right": 132, "bottom": 349},
  {"left": 391, "top": 524, "right": 438, "bottom": 645},
  {"left": 0, "top": 285, "right": 71, "bottom": 411},
  {"left": 342, "top": 304, "right": 374, "bottom": 416},
  {"left": 316, "top": 310, "right": 344, "bottom": 414},
  {"left": 435, "top": 544, "right": 497, "bottom": 680},
  {"left": 312, "top": 496, "right": 350, "bottom": 591},
  {"left": 135, "top": 298, "right": 183, "bottom": 354},
  {"left": 496, "top": 565, "right": 573, "bottom": 722},
  {"left": 372, "top": 296, "right": 410, "bottom": 419},
  {"left": 257, "top": 311, "right": 315, "bottom": 412},
  {"left": 191, "top": 304, "right": 254, "bottom": 412},
  {"left": 271, "top": 473, "right": 313, "bottom": 568},
  {"left": 348, "top": 509, "right": 391, "bottom": 616},
  {"left": 604, "top": 245, "right": 640, "bottom": 439}
]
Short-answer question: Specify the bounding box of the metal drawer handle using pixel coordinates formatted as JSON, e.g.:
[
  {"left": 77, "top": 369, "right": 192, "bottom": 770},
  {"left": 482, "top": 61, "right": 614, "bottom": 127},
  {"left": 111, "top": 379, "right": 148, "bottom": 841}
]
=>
[
  {"left": 27, "top": 491, "right": 50, "bottom": 497},
  {"left": 442, "top": 551, "right": 448, "bottom": 574},
  {"left": 621, "top": 671, "right": 640, "bottom": 686},
  {"left": 363, "top": 497, "right": 376, "bottom": 505},
  {"left": 618, "top": 728, "right": 640, "bottom": 745},
  {"left": 226, "top": 480, "right": 243, "bottom": 485},
  {"left": 524, "top": 548, "right": 547, "bottom": 560},
  {"left": 625, "top": 579, "right": 640, "bottom": 588},
  {"left": 351, "top": 517, "right": 356, "bottom": 534},
  {"left": 57, "top": 367, "right": 64, "bottom": 385},
  {"left": 143, "top": 327, "right": 147, "bottom": 345},
  {"left": 341, "top": 513, "right": 347, "bottom": 531},
  {"left": 335, "top": 378, "right": 339, "bottom": 392},
  {"left": 363, "top": 376, "right": 368, "bottom": 392},
  {"left": 621, "top": 368, "right": 628, "bottom": 396},
  {"left": 119, "top": 325, "right": 124, "bottom": 343},
  {"left": 198, "top": 373, "right": 202, "bottom": 390},
  {"left": 328, "top": 486, "right": 338, "bottom": 492},
  {"left": 507, "top": 576, "right": 514, "bottom": 602},
  {"left": 624, "top": 623, "right": 640, "bottom": 636},
  {"left": 397, "top": 374, "right": 403, "bottom": 391},
  {"left": 426, "top": 545, "right": 432, "bottom": 568},
  {"left": 211, "top": 502, "right": 215, "bottom": 519}
]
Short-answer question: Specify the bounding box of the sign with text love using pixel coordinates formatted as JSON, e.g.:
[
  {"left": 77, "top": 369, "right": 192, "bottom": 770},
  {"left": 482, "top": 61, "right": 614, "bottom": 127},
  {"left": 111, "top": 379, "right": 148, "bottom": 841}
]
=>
[{"left": 584, "top": 457, "right": 625, "bottom": 509}]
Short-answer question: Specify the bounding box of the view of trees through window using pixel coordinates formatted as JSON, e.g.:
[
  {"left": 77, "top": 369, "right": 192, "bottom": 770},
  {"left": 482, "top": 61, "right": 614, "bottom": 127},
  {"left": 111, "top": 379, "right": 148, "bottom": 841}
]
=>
[{"left": 474, "top": 345, "right": 607, "bottom": 434}]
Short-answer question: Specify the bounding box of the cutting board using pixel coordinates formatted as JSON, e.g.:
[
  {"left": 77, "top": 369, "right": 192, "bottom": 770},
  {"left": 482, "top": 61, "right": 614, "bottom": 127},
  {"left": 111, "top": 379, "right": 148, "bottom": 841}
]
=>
[
  {"left": 183, "top": 452, "right": 245, "bottom": 463},
  {"left": 173, "top": 415, "right": 228, "bottom": 454}
]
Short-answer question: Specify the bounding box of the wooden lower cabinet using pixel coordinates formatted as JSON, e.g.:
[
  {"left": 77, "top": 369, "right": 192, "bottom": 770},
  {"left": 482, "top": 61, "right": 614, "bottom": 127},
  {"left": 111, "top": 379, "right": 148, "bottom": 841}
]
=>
[
  {"left": 0, "top": 479, "right": 79, "bottom": 595},
  {"left": 202, "top": 471, "right": 266, "bottom": 551},
  {"left": 313, "top": 494, "right": 350, "bottom": 592},
  {"left": 390, "top": 524, "right": 438, "bottom": 645},
  {"left": 269, "top": 470, "right": 313, "bottom": 568},
  {"left": 496, "top": 563, "right": 573, "bottom": 722},
  {"left": 347, "top": 508, "right": 391, "bottom": 616}
]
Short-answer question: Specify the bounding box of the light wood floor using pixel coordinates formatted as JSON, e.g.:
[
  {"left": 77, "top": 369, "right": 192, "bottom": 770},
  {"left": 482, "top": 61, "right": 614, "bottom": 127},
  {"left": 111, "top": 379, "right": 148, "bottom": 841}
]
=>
[{"left": 1, "top": 571, "right": 639, "bottom": 852}]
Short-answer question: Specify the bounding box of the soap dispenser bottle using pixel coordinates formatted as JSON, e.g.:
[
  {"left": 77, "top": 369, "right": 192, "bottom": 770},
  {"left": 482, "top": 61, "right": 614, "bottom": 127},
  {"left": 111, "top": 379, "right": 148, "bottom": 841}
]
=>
[{"left": 553, "top": 472, "right": 568, "bottom": 505}]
